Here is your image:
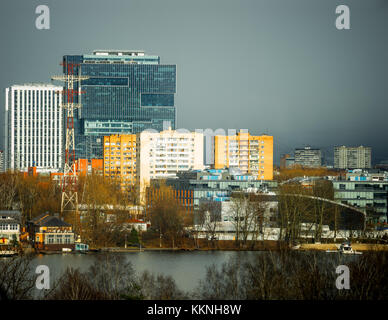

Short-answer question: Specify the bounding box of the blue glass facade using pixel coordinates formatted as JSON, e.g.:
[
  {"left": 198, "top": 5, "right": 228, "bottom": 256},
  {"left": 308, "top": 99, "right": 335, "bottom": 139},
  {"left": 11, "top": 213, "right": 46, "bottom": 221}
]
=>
[{"left": 62, "top": 51, "right": 176, "bottom": 159}]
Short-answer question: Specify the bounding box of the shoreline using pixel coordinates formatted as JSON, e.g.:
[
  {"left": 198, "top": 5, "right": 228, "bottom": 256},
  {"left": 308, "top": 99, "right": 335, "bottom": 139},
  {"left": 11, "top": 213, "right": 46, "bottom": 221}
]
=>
[{"left": 19, "top": 242, "right": 388, "bottom": 255}]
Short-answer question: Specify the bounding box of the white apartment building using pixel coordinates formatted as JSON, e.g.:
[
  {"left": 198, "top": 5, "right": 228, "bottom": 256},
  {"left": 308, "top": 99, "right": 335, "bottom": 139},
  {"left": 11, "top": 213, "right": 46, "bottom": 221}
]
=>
[
  {"left": 136, "top": 128, "right": 205, "bottom": 198},
  {"left": 334, "top": 146, "right": 371, "bottom": 169},
  {"left": 4, "top": 84, "right": 63, "bottom": 172}
]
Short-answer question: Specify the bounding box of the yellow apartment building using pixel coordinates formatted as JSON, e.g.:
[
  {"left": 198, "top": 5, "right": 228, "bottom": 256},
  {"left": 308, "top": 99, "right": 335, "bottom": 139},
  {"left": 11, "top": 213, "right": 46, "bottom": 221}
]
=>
[
  {"left": 214, "top": 131, "right": 273, "bottom": 180},
  {"left": 103, "top": 134, "right": 137, "bottom": 188}
]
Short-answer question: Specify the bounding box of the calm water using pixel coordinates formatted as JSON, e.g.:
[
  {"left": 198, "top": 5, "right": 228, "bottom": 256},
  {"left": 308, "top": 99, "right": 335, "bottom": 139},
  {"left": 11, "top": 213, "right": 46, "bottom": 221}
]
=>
[
  {"left": 29, "top": 251, "right": 260, "bottom": 296},
  {"left": 28, "top": 250, "right": 359, "bottom": 298}
]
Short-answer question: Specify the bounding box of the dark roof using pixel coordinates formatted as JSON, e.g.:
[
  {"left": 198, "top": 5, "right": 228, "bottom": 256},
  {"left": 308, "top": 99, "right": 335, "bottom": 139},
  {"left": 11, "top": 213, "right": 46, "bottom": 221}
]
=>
[
  {"left": 0, "top": 210, "right": 21, "bottom": 217},
  {"left": 31, "top": 215, "right": 71, "bottom": 227},
  {"left": 0, "top": 219, "right": 19, "bottom": 225},
  {"left": 40, "top": 216, "right": 71, "bottom": 227},
  {"left": 0, "top": 210, "right": 21, "bottom": 222},
  {"left": 31, "top": 213, "right": 50, "bottom": 223}
]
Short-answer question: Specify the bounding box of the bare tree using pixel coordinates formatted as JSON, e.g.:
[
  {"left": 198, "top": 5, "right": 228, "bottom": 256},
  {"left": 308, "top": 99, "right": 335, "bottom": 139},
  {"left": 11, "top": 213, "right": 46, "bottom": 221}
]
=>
[
  {"left": 0, "top": 172, "right": 19, "bottom": 210},
  {"left": 139, "top": 270, "right": 188, "bottom": 300},
  {"left": 147, "top": 182, "right": 187, "bottom": 248},
  {"left": 277, "top": 184, "right": 312, "bottom": 244},
  {"left": 197, "top": 201, "right": 221, "bottom": 247},
  {"left": 312, "top": 180, "right": 334, "bottom": 242},
  {"left": 0, "top": 254, "right": 36, "bottom": 300},
  {"left": 229, "top": 193, "right": 268, "bottom": 248},
  {"left": 47, "top": 254, "right": 142, "bottom": 300},
  {"left": 79, "top": 174, "right": 124, "bottom": 246}
]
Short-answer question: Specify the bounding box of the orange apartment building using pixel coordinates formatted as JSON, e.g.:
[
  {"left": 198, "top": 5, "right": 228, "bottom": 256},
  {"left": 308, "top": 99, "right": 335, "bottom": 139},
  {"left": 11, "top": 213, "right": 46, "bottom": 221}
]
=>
[
  {"left": 103, "top": 134, "right": 137, "bottom": 188},
  {"left": 214, "top": 131, "right": 273, "bottom": 180}
]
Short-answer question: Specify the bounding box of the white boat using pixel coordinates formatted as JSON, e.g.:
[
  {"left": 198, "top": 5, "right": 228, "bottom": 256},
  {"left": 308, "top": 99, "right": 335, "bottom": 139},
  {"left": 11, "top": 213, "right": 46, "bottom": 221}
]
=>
[
  {"left": 326, "top": 242, "right": 362, "bottom": 255},
  {"left": 0, "top": 250, "right": 17, "bottom": 257},
  {"left": 338, "top": 242, "right": 362, "bottom": 255},
  {"left": 62, "top": 248, "right": 72, "bottom": 253}
]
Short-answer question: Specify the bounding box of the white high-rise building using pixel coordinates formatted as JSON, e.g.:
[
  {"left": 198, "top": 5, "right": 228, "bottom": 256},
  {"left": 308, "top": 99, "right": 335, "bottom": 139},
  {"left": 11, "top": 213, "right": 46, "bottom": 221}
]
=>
[
  {"left": 334, "top": 146, "right": 372, "bottom": 169},
  {"left": 136, "top": 128, "right": 205, "bottom": 198},
  {"left": 4, "top": 84, "right": 63, "bottom": 172}
]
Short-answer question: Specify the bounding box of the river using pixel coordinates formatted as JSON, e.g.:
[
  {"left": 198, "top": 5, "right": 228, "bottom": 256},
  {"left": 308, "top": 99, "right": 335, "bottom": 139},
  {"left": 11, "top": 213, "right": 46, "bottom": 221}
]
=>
[{"left": 28, "top": 250, "right": 359, "bottom": 298}]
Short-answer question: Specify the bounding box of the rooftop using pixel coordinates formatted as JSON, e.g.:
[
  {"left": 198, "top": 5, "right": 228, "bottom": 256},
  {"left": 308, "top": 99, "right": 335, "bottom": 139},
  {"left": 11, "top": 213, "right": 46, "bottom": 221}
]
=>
[
  {"left": 31, "top": 214, "right": 71, "bottom": 227},
  {"left": 93, "top": 50, "right": 145, "bottom": 56},
  {"left": 11, "top": 83, "right": 61, "bottom": 88}
]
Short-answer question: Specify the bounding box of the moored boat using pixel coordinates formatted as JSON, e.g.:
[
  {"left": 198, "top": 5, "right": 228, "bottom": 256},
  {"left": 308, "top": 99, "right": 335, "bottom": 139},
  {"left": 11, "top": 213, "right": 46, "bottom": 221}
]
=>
[
  {"left": 0, "top": 250, "right": 17, "bottom": 257},
  {"left": 75, "top": 243, "right": 89, "bottom": 253},
  {"left": 326, "top": 241, "right": 362, "bottom": 255}
]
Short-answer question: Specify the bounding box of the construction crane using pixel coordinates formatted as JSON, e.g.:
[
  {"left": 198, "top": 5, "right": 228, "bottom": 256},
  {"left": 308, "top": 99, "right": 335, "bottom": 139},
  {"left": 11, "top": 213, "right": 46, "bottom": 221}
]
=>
[{"left": 52, "top": 62, "right": 89, "bottom": 236}]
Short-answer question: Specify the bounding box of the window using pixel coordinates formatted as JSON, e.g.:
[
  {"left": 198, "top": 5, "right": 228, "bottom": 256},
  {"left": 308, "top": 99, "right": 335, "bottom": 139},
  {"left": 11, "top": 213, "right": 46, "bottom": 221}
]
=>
[
  {"left": 56, "top": 235, "right": 63, "bottom": 244},
  {"left": 64, "top": 235, "right": 71, "bottom": 244},
  {"left": 48, "top": 235, "right": 54, "bottom": 244}
]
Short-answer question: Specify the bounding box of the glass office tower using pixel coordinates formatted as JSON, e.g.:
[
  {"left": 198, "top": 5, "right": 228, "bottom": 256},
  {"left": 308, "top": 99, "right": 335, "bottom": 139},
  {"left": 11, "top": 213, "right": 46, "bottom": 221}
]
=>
[{"left": 62, "top": 50, "right": 177, "bottom": 159}]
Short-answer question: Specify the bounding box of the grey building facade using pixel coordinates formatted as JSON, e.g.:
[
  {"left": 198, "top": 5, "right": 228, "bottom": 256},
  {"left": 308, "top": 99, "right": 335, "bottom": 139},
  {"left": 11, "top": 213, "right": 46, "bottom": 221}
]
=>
[
  {"left": 161, "top": 169, "right": 278, "bottom": 209},
  {"left": 334, "top": 146, "right": 372, "bottom": 169},
  {"left": 294, "top": 146, "right": 322, "bottom": 168},
  {"left": 333, "top": 180, "right": 388, "bottom": 224}
]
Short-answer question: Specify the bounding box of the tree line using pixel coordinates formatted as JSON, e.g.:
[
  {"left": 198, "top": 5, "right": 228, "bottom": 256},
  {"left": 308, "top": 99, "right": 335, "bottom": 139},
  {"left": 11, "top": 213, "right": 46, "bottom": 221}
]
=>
[{"left": 1, "top": 250, "right": 387, "bottom": 300}]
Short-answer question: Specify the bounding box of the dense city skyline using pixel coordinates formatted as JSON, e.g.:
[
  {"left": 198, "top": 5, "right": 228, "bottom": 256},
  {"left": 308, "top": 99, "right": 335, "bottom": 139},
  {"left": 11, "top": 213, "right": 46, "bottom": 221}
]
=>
[{"left": 1, "top": 0, "right": 387, "bottom": 165}]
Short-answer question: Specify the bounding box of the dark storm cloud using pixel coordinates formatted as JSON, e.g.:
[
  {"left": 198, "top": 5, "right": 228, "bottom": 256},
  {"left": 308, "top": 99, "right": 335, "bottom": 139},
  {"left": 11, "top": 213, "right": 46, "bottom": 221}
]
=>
[{"left": 0, "top": 0, "right": 387, "bottom": 164}]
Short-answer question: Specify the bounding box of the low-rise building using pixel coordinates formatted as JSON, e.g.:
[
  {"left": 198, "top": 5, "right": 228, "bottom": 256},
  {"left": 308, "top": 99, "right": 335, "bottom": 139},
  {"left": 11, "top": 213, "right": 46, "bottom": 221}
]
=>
[
  {"left": 333, "top": 179, "right": 388, "bottom": 224},
  {"left": 285, "top": 157, "right": 295, "bottom": 168},
  {"left": 27, "top": 213, "right": 75, "bottom": 251},
  {"left": 193, "top": 195, "right": 278, "bottom": 241},
  {"left": 375, "top": 160, "right": 388, "bottom": 170},
  {"left": 122, "top": 219, "right": 148, "bottom": 232},
  {"left": 0, "top": 210, "right": 21, "bottom": 245},
  {"left": 280, "top": 154, "right": 294, "bottom": 169},
  {"left": 151, "top": 169, "right": 278, "bottom": 212},
  {"left": 345, "top": 169, "right": 388, "bottom": 182},
  {"left": 50, "top": 158, "right": 104, "bottom": 184}
]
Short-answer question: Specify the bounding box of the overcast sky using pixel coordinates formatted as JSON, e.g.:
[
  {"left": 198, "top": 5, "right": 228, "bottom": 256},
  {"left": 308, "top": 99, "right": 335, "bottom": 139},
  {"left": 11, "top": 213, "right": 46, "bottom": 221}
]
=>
[{"left": 1, "top": 0, "right": 387, "bottom": 165}]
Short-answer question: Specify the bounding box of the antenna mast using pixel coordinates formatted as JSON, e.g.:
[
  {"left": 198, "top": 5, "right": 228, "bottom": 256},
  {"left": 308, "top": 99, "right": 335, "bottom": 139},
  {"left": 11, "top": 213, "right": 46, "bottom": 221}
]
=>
[{"left": 52, "top": 62, "right": 89, "bottom": 234}]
